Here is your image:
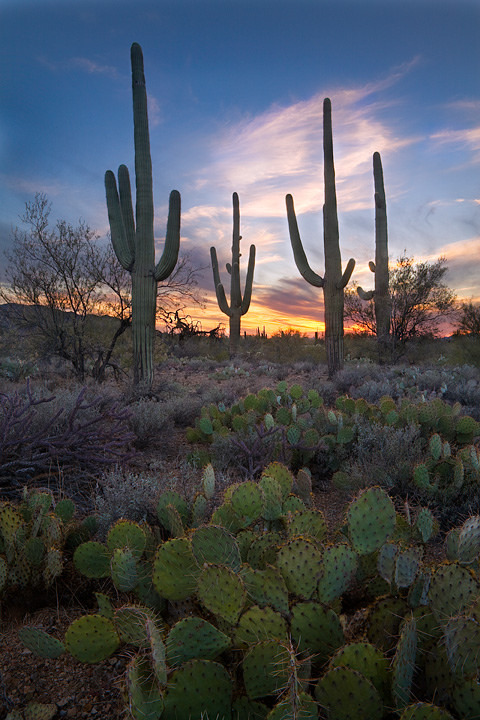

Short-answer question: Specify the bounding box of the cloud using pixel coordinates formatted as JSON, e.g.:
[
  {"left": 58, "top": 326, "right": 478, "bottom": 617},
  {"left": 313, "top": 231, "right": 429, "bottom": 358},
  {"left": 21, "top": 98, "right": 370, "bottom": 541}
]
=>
[
  {"left": 38, "top": 55, "right": 120, "bottom": 79},
  {"left": 194, "top": 67, "right": 420, "bottom": 220},
  {"left": 430, "top": 126, "right": 480, "bottom": 164}
]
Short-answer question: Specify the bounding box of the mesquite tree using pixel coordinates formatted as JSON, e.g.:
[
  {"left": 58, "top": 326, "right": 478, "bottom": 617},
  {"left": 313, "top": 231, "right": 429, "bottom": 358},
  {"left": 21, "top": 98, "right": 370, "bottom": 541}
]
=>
[
  {"left": 286, "top": 98, "right": 355, "bottom": 377},
  {"left": 210, "top": 192, "right": 256, "bottom": 356},
  {"left": 357, "top": 151, "right": 391, "bottom": 359},
  {"left": 105, "top": 42, "right": 180, "bottom": 389}
]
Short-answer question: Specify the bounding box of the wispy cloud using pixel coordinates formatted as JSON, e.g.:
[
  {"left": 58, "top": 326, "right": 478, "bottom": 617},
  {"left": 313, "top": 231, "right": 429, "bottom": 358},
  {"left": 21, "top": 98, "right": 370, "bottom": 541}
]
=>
[
  {"left": 430, "top": 126, "right": 480, "bottom": 165},
  {"left": 38, "top": 55, "right": 120, "bottom": 79}
]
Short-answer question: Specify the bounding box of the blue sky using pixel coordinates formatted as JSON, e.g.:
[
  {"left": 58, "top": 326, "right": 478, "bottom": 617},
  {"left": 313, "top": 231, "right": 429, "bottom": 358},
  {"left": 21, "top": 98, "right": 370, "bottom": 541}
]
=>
[{"left": 1, "top": 0, "right": 479, "bottom": 334}]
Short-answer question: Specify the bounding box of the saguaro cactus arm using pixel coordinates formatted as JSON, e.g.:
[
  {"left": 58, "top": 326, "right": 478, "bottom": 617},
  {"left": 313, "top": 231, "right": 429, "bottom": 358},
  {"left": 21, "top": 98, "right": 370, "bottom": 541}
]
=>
[
  {"left": 154, "top": 190, "right": 181, "bottom": 281},
  {"left": 340, "top": 258, "right": 356, "bottom": 290},
  {"left": 286, "top": 194, "right": 324, "bottom": 288},
  {"left": 210, "top": 246, "right": 231, "bottom": 316},
  {"left": 240, "top": 244, "right": 256, "bottom": 313},
  {"left": 105, "top": 167, "right": 135, "bottom": 271},
  {"left": 357, "top": 151, "right": 388, "bottom": 301}
]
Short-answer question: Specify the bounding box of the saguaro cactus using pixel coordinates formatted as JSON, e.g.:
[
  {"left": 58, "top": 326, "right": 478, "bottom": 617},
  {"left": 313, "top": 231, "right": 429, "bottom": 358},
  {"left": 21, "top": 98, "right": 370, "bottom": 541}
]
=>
[
  {"left": 286, "top": 98, "right": 355, "bottom": 377},
  {"left": 210, "top": 193, "right": 255, "bottom": 356},
  {"left": 357, "top": 151, "right": 391, "bottom": 357},
  {"left": 105, "top": 43, "right": 180, "bottom": 388}
]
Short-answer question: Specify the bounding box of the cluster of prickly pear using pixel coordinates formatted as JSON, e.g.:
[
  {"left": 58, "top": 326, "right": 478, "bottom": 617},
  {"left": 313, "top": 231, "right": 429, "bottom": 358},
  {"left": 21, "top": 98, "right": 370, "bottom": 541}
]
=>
[
  {"left": 0, "top": 489, "right": 92, "bottom": 597},
  {"left": 18, "top": 463, "right": 480, "bottom": 719}
]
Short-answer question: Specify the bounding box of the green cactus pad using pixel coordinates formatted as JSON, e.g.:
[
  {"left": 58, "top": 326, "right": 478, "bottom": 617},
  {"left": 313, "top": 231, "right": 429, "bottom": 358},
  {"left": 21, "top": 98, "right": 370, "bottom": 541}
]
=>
[
  {"left": 266, "top": 692, "right": 318, "bottom": 720},
  {"left": 54, "top": 498, "right": 75, "bottom": 523},
  {"left": 156, "top": 491, "right": 190, "bottom": 530},
  {"left": 0, "top": 556, "right": 7, "bottom": 592},
  {"left": 165, "top": 504, "right": 185, "bottom": 537},
  {"left": 65, "top": 614, "right": 120, "bottom": 663},
  {"left": 428, "top": 563, "right": 478, "bottom": 622},
  {"left": 276, "top": 537, "right": 323, "bottom": 598},
  {"left": 282, "top": 495, "right": 307, "bottom": 516},
  {"left": 243, "top": 640, "right": 290, "bottom": 700},
  {"left": 95, "top": 592, "right": 114, "bottom": 619},
  {"left": 114, "top": 606, "right": 160, "bottom": 648},
  {"left": 110, "top": 547, "right": 139, "bottom": 592},
  {"left": 456, "top": 515, "right": 480, "bottom": 563},
  {"left": 293, "top": 468, "right": 313, "bottom": 505},
  {"left": 315, "top": 666, "right": 384, "bottom": 720},
  {"left": 262, "top": 462, "right": 293, "bottom": 499},
  {"left": 0, "top": 505, "right": 23, "bottom": 546},
  {"left": 211, "top": 502, "right": 244, "bottom": 534},
  {"left": 163, "top": 659, "right": 232, "bottom": 720},
  {"left": 24, "top": 537, "right": 46, "bottom": 567},
  {"left": 191, "top": 525, "right": 241, "bottom": 571},
  {"left": 367, "top": 597, "right": 408, "bottom": 652},
  {"left": 392, "top": 616, "right": 417, "bottom": 710},
  {"left": 197, "top": 563, "right": 246, "bottom": 624},
  {"left": 234, "top": 605, "right": 288, "bottom": 647},
  {"left": 236, "top": 529, "right": 256, "bottom": 562},
  {"left": 444, "top": 615, "right": 480, "bottom": 678},
  {"left": 230, "top": 481, "right": 265, "bottom": 525},
  {"left": 166, "top": 616, "right": 231, "bottom": 666},
  {"left": 241, "top": 565, "right": 289, "bottom": 615},
  {"left": 126, "top": 655, "right": 164, "bottom": 720},
  {"left": 232, "top": 697, "right": 269, "bottom": 720},
  {"left": 399, "top": 703, "right": 454, "bottom": 719},
  {"left": 291, "top": 601, "right": 344, "bottom": 662},
  {"left": 452, "top": 679, "right": 480, "bottom": 720},
  {"left": 73, "top": 541, "right": 111, "bottom": 578},
  {"left": 287, "top": 509, "right": 327, "bottom": 543},
  {"left": 191, "top": 492, "right": 209, "bottom": 528},
  {"left": 18, "top": 627, "right": 65, "bottom": 659},
  {"left": 330, "top": 642, "right": 390, "bottom": 703},
  {"left": 415, "top": 508, "right": 436, "bottom": 543},
  {"left": 259, "top": 475, "right": 283, "bottom": 521},
  {"left": 43, "top": 548, "right": 63, "bottom": 586},
  {"left": 347, "top": 486, "right": 396, "bottom": 555},
  {"left": 317, "top": 543, "right": 358, "bottom": 604},
  {"left": 247, "top": 532, "right": 282, "bottom": 570},
  {"left": 152, "top": 537, "right": 198, "bottom": 601},
  {"left": 377, "top": 542, "right": 398, "bottom": 584},
  {"left": 146, "top": 616, "right": 167, "bottom": 686},
  {"left": 106, "top": 519, "right": 147, "bottom": 558},
  {"left": 395, "top": 547, "right": 423, "bottom": 589},
  {"left": 202, "top": 462, "right": 216, "bottom": 499}
]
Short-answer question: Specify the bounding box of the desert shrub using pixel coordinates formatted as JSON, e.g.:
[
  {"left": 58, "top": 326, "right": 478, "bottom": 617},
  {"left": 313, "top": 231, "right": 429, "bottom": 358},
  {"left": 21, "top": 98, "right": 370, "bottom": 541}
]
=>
[
  {"left": 128, "top": 398, "right": 174, "bottom": 447},
  {"left": 340, "top": 421, "right": 424, "bottom": 494},
  {"left": 93, "top": 468, "right": 162, "bottom": 537},
  {"left": 0, "top": 382, "right": 134, "bottom": 499}
]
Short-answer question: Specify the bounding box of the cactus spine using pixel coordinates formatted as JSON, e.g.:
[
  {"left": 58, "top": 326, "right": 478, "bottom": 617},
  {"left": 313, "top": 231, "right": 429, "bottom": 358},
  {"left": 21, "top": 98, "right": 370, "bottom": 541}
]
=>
[
  {"left": 105, "top": 43, "right": 180, "bottom": 388},
  {"left": 286, "top": 98, "right": 355, "bottom": 377},
  {"left": 357, "top": 151, "right": 391, "bottom": 357},
  {"left": 210, "top": 192, "right": 255, "bottom": 356}
]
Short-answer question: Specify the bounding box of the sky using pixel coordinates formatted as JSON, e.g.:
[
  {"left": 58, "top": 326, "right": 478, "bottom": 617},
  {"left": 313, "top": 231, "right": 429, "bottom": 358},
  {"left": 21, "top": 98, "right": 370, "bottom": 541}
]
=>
[{"left": 1, "top": 0, "right": 479, "bottom": 336}]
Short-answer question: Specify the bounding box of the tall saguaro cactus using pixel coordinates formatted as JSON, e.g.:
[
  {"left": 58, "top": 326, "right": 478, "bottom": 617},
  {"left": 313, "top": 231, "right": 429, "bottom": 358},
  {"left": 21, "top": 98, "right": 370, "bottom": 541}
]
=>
[
  {"left": 286, "top": 98, "right": 355, "bottom": 377},
  {"left": 357, "top": 151, "right": 391, "bottom": 357},
  {"left": 105, "top": 42, "right": 180, "bottom": 388},
  {"left": 210, "top": 193, "right": 256, "bottom": 356}
]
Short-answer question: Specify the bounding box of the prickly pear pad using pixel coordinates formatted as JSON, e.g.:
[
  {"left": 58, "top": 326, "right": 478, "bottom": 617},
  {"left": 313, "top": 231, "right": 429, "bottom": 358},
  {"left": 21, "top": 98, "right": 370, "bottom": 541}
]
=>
[
  {"left": 114, "top": 606, "right": 160, "bottom": 648},
  {"left": 262, "top": 462, "right": 294, "bottom": 499},
  {"left": 428, "top": 563, "right": 478, "bottom": 622},
  {"left": 230, "top": 481, "right": 265, "bottom": 525},
  {"left": 317, "top": 543, "right": 358, "bottom": 604},
  {"left": 330, "top": 642, "right": 390, "bottom": 703},
  {"left": 290, "top": 601, "right": 344, "bottom": 662},
  {"left": 166, "top": 616, "right": 231, "bottom": 666},
  {"left": 247, "top": 532, "right": 282, "bottom": 570},
  {"left": 163, "top": 659, "right": 232, "bottom": 720},
  {"left": 18, "top": 627, "right": 65, "bottom": 659},
  {"left": 392, "top": 616, "right": 417, "bottom": 710},
  {"left": 457, "top": 515, "right": 480, "bottom": 563},
  {"left": 73, "top": 541, "right": 111, "bottom": 579},
  {"left": 267, "top": 692, "right": 318, "bottom": 720},
  {"left": 110, "top": 547, "right": 138, "bottom": 592},
  {"left": 106, "top": 519, "right": 146, "bottom": 558},
  {"left": 191, "top": 525, "right": 241, "bottom": 571},
  {"left": 234, "top": 605, "right": 288, "bottom": 647},
  {"left": 347, "top": 486, "right": 396, "bottom": 555},
  {"left": 243, "top": 640, "right": 290, "bottom": 700},
  {"left": 444, "top": 615, "right": 480, "bottom": 678},
  {"left": 287, "top": 509, "right": 327, "bottom": 543},
  {"left": 126, "top": 656, "right": 164, "bottom": 720},
  {"left": 152, "top": 537, "right": 198, "bottom": 601},
  {"left": 399, "top": 703, "right": 454, "bottom": 719},
  {"left": 276, "top": 537, "right": 323, "bottom": 598},
  {"left": 197, "top": 563, "right": 246, "bottom": 625},
  {"left": 315, "top": 666, "right": 383, "bottom": 720},
  {"left": 452, "top": 679, "right": 480, "bottom": 720},
  {"left": 65, "top": 615, "right": 120, "bottom": 663},
  {"left": 241, "top": 565, "right": 289, "bottom": 615}
]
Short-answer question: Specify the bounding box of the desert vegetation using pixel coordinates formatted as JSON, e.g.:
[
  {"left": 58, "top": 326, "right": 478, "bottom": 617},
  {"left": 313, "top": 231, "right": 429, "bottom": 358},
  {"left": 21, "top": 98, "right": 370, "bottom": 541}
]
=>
[{"left": 1, "top": 41, "right": 480, "bottom": 720}]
